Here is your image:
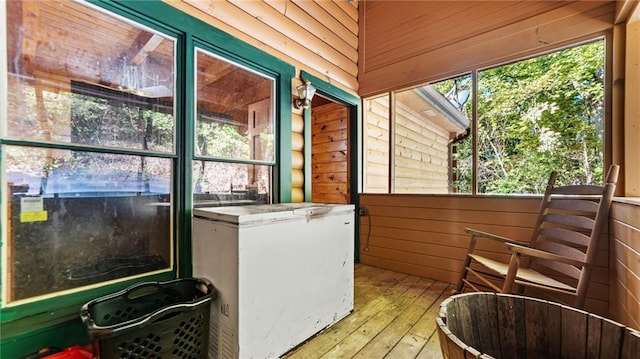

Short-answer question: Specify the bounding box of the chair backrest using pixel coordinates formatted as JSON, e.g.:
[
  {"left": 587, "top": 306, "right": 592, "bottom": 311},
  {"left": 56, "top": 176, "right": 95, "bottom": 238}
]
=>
[{"left": 527, "top": 164, "right": 619, "bottom": 307}]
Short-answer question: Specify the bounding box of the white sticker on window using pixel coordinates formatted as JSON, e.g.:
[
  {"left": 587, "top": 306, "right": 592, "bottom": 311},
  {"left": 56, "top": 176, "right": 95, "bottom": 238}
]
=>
[{"left": 21, "top": 197, "right": 44, "bottom": 212}]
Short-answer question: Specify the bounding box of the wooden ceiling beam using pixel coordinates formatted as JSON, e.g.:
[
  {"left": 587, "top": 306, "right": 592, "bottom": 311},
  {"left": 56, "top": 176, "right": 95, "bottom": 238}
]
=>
[
  {"left": 197, "top": 60, "right": 235, "bottom": 90},
  {"left": 118, "top": 31, "right": 162, "bottom": 66},
  {"left": 131, "top": 34, "right": 165, "bottom": 65}
]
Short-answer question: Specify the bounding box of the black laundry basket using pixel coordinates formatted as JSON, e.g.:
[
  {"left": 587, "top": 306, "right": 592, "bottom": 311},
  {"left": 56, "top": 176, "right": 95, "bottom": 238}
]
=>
[{"left": 81, "top": 278, "right": 216, "bottom": 359}]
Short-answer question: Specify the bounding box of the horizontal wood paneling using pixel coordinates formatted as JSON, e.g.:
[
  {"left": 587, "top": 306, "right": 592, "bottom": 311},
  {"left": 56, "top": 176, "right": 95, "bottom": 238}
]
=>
[
  {"left": 609, "top": 201, "right": 640, "bottom": 330},
  {"left": 394, "top": 101, "right": 450, "bottom": 193},
  {"left": 166, "top": 0, "right": 358, "bottom": 93},
  {"left": 363, "top": 92, "right": 453, "bottom": 194},
  {"left": 359, "top": 193, "right": 613, "bottom": 316},
  {"left": 359, "top": 0, "right": 616, "bottom": 96},
  {"left": 363, "top": 96, "right": 390, "bottom": 193},
  {"left": 362, "top": 1, "right": 564, "bottom": 72}
]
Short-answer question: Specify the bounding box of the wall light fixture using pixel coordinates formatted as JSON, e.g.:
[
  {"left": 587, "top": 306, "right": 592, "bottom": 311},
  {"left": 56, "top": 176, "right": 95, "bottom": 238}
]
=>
[{"left": 294, "top": 80, "right": 316, "bottom": 109}]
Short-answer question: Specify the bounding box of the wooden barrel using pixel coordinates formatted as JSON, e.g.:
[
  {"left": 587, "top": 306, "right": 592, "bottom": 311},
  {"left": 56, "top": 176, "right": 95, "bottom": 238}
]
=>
[{"left": 436, "top": 293, "right": 640, "bottom": 359}]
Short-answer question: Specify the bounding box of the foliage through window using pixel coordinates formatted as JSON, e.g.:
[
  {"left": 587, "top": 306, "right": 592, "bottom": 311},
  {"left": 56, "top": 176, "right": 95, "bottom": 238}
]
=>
[
  {"left": 476, "top": 40, "right": 605, "bottom": 193},
  {"left": 362, "top": 39, "right": 605, "bottom": 194},
  {"left": 71, "top": 81, "right": 174, "bottom": 152}
]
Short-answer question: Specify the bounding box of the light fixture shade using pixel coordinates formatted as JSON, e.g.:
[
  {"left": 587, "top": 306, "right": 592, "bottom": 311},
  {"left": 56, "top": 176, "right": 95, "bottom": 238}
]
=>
[
  {"left": 304, "top": 82, "right": 316, "bottom": 100},
  {"left": 294, "top": 80, "right": 316, "bottom": 109},
  {"left": 297, "top": 81, "right": 316, "bottom": 100}
]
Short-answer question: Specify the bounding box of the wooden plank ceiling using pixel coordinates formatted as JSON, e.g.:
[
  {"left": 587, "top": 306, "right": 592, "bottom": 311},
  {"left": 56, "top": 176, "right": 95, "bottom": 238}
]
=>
[{"left": 359, "top": 0, "right": 616, "bottom": 96}]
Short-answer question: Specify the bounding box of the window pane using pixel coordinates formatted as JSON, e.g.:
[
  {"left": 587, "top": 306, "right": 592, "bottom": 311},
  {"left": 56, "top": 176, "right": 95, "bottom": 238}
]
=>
[
  {"left": 195, "top": 49, "right": 275, "bottom": 162},
  {"left": 477, "top": 41, "right": 605, "bottom": 194},
  {"left": 5, "top": 0, "right": 175, "bottom": 152},
  {"left": 192, "top": 161, "right": 271, "bottom": 206},
  {"left": 363, "top": 95, "right": 390, "bottom": 193},
  {"left": 393, "top": 75, "right": 472, "bottom": 193},
  {"left": 3, "top": 145, "right": 172, "bottom": 303}
]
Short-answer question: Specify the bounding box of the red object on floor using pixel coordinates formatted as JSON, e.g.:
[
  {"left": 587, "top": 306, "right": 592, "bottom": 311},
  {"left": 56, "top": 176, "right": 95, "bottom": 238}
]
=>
[{"left": 42, "top": 346, "right": 93, "bottom": 359}]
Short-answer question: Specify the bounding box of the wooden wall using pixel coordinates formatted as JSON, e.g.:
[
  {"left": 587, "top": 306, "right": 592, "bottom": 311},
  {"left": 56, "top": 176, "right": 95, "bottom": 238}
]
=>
[
  {"left": 609, "top": 200, "right": 640, "bottom": 331},
  {"left": 358, "top": 0, "right": 616, "bottom": 97},
  {"left": 363, "top": 96, "right": 389, "bottom": 193},
  {"left": 311, "top": 102, "right": 349, "bottom": 203},
  {"left": 363, "top": 95, "right": 452, "bottom": 194},
  {"left": 358, "top": 194, "right": 612, "bottom": 317},
  {"left": 394, "top": 100, "right": 450, "bottom": 193},
  {"left": 624, "top": 3, "right": 640, "bottom": 196}
]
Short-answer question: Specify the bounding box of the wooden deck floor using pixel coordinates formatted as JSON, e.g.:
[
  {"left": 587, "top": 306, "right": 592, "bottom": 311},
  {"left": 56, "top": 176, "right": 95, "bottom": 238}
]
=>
[{"left": 283, "top": 264, "right": 453, "bottom": 359}]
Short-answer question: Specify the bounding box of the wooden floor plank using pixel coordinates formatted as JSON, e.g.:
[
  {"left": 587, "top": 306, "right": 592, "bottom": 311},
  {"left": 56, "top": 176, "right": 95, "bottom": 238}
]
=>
[
  {"left": 352, "top": 279, "right": 438, "bottom": 358},
  {"left": 283, "top": 264, "right": 448, "bottom": 359},
  {"left": 286, "top": 273, "right": 421, "bottom": 358},
  {"left": 320, "top": 277, "right": 434, "bottom": 358},
  {"left": 416, "top": 333, "right": 445, "bottom": 359},
  {"left": 383, "top": 282, "right": 451, "bottom": 359}
]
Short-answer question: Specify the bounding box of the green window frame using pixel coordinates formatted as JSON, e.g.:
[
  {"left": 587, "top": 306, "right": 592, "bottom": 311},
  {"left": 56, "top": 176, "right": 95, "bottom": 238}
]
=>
[{"left": 0, "top": 1, "right": 294, "bottom": 356}]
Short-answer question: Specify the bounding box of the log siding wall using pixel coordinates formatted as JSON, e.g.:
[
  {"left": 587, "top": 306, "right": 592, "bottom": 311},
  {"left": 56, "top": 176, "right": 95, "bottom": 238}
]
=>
[
  {"left": 394, "top": 101, "right": 450, "bottom": 193},
  {"left": 363, "top": 96, "right": 390, "bottom": 193},
  {"left": 162, "top": 0, "right": 640, "bottom": 328},
  {"left": 166, "top": 0, "right": 358, "bottom": 92},
  {"left": 363, "top": 96, "right": 451, "bottom": 194}
]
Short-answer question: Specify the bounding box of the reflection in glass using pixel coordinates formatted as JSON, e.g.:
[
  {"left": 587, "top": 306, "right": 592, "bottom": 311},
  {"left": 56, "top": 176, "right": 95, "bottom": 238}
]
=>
[
  {"left": 70, "top": 82, "right": 174, "bottom": 152},
  {"left": 3, "top": 146, "right": 172, "bottom": 302},
  {"left": 192, "top": 161, "right": 270, "bottom": 207},
  {"left": 195, "top": 49, "right": 275, "bottom": 161},
  {"left": 5, "top": 0, "right": 176, "bottom": 152}
]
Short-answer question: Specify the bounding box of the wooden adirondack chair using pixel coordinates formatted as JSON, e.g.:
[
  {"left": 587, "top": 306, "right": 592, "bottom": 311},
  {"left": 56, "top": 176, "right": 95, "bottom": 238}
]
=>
[{"left": 455, "top": 164, "right": 619, "bottom": 309}]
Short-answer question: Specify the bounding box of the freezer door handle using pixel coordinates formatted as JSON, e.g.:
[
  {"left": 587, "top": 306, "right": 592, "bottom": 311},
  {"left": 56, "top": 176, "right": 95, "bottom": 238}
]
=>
[{"left": 293, "top": 206, "right": 331, "bottom": 218}]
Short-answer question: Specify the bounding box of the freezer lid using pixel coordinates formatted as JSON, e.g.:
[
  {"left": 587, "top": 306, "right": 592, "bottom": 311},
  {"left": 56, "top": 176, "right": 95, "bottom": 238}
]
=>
[{"left": 193, "top": 203, "right": 354, "bottom": 224}]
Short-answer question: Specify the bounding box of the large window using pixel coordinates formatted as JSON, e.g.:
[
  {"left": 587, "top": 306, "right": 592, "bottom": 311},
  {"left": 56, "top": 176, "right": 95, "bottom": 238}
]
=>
[
  {"left": 2, "top": 0, "right": 176, "bottom": 304},
  {"left": 2, "top": 0, "right": 290, "bottom": 309},
  {"left": 362, "top": 40, "right": 605, "bottom": 194},
  {"left": 476, "top": 41, "right": 605, "bottom": 193},
  {"left": 192, "top": 49, "right": 275, "bottom": 206}
]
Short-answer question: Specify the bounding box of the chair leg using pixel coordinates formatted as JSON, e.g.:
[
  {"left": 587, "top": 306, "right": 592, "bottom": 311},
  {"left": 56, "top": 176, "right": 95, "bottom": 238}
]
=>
[
  {"left": 502, "top": 252, "right": 520, "bottom": 293},
  {"left": 455, "top": 258, "right": 471, "bottom": 294},
  {"left": 455, "top": 235, "right": 478, "bottom": 294}
]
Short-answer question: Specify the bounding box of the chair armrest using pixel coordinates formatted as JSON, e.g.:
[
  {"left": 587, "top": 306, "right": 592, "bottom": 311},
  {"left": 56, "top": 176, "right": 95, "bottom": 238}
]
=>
[
  {"left": 465, "top": 227, "right": 529, "bottom": 246},
  {"left": 505, "top": 243, "right": 586, "bottom": 267}
]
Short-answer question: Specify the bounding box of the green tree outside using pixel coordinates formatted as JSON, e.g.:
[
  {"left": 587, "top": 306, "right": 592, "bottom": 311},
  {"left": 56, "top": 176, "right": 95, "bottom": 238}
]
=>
[{"left": 456, "top": 40, "right": 605, "bottom": 194}]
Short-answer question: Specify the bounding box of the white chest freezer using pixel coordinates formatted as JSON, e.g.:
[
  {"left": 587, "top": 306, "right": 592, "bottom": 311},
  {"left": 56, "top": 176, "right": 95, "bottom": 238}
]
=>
[{"left": 192, "top": 203, "right": 355, "bottom": 359}]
